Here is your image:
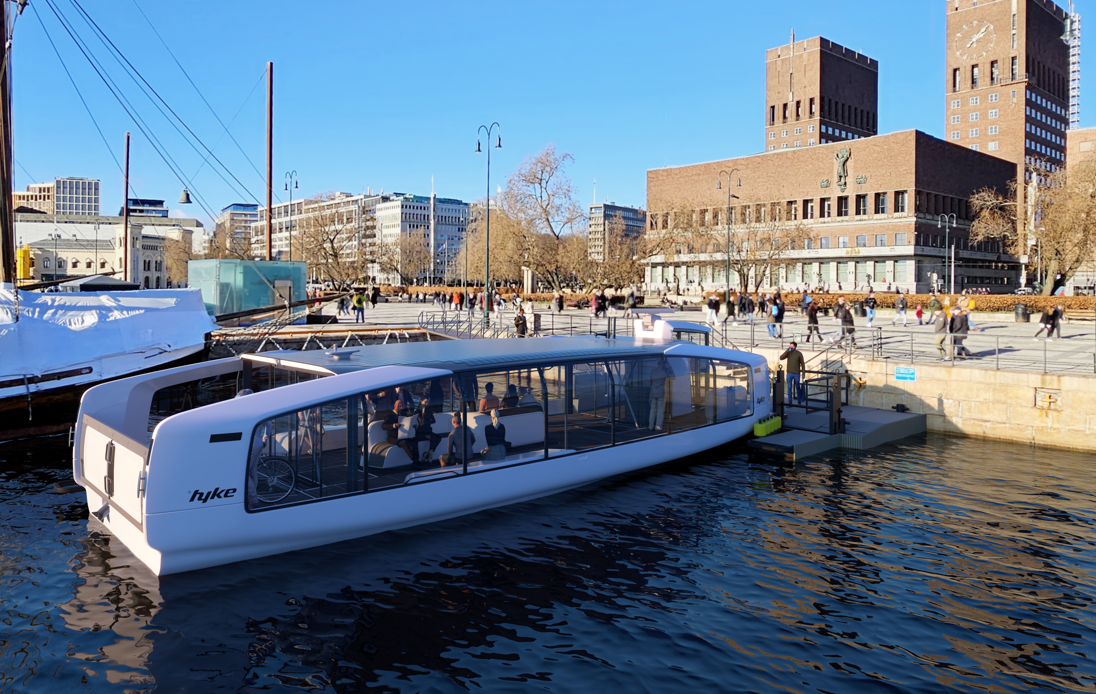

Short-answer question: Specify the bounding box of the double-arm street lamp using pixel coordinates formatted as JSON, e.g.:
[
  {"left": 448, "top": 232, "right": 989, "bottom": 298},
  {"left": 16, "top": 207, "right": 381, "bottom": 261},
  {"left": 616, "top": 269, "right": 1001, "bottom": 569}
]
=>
[
  {"left": 476, "top": 122, "right": 501, "bottom": 323},
  {"left": 937, "top": 213, "right": 956, "bottom": 294},
  {"left": 717, "top": 169, "right": 741, "bottom": 306},
  {"left": 285, "top": 170, "right": 299, "bottom": 261}
]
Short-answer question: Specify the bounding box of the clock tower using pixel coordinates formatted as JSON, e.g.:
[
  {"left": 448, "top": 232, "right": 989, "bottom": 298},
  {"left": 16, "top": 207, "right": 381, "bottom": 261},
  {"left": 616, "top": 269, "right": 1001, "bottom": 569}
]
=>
[{"left": 944, "top": 0, "right": 1070, "bottom": 172}]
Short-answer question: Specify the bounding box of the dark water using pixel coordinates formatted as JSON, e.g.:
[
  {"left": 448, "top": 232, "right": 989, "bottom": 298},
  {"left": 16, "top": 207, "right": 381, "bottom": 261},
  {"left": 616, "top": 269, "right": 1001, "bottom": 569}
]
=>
[{"left": 0, "top": 433, "right": 1094, "bottom": 693}]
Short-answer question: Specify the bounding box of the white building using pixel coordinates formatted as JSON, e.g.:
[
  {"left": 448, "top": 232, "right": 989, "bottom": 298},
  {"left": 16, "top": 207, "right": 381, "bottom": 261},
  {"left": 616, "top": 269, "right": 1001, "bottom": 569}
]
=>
[
  {"left": 588, "top": 202, "right": 647, "bottom": 262},
  {"left": 251, "top": 191, "right": 469, "bottom": 284},
  {"left": 25, "top": 224, "right": 192, "bottom": 288},
  {"left": 215, "top": 203, "right": 260, "bottom": 256},
  {"left": 374, "top": 193, "right": 469, "bottom": 284}
]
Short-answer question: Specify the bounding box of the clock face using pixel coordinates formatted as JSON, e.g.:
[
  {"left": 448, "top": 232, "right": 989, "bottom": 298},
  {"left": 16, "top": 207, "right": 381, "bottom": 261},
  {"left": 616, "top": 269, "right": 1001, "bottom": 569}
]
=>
[{"left": 954, "top": 19, "right": 996, "bottom": 60}]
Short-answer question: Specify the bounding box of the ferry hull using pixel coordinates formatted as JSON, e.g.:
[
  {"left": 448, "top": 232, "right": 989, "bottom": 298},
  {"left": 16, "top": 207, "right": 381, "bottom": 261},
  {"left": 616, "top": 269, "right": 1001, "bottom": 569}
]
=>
[{"left": 107, "top": 418, "right": 754, "bottom": 576}]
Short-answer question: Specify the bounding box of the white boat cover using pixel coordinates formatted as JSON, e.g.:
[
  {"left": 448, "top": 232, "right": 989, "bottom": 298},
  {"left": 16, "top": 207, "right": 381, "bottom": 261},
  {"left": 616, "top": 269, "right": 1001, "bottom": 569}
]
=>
[{"left": 0, "top": 286, "right": 216, "bottom": 380}]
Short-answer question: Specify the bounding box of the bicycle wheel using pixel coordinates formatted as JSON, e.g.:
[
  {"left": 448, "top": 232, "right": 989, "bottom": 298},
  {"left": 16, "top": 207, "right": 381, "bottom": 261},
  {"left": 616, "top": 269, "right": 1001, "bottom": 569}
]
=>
[{"left": 255, "top": 457, "right": 295, "bottom": 503}]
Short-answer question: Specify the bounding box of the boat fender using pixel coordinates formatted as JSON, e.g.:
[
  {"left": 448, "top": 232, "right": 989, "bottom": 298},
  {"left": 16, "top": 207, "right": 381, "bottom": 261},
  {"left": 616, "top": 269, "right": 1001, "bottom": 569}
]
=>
[{"left": 52, "top": 482, "right": 85, "bottom": 494}]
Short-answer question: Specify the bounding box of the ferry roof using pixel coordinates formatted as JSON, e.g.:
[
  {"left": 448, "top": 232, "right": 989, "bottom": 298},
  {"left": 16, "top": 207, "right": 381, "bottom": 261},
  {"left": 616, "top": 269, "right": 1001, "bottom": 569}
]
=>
[{"left": 248, "top": 336, "right": 684, "bottom": 375}]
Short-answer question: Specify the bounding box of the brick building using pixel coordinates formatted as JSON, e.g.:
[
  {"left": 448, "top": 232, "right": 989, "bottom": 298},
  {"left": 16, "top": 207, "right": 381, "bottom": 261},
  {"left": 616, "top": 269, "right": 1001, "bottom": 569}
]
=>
[
  {"left": 765, "top": 36, "right": 879, "bottom": 152},
  {"left": 945, "top": 0, "right": 1070, "bottom": 170},
  {"left": 646, "top": 130, "right": 1016, "bottom": 293}
]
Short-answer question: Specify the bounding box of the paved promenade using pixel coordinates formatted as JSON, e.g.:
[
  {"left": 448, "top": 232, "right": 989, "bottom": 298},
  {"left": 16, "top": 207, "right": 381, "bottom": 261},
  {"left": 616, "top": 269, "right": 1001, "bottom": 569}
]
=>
[{"left": 314, "top": 300, "right": 1096, "bottom": 376}]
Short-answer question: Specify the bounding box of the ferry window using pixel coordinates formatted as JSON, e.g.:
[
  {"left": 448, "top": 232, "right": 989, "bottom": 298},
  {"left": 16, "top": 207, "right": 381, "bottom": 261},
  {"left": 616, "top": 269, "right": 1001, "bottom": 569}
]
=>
[
  {"left": 710, "top": 360, "right": 753, "bottom": 421},
  {"left": 247, "top": 363, "right": 322, "bottom": 393},
  {"left": 545, "top": 362, "right": 613, "bottom": 453},
  {"left": 246, "top": 396, "right": 365, "bottom": 512}
]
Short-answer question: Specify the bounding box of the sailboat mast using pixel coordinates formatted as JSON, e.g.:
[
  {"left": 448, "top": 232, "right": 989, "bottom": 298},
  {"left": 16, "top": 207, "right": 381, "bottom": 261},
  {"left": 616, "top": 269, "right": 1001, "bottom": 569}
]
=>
[{"left": 0, "top": 0, "right": 17, "bottom": 286}]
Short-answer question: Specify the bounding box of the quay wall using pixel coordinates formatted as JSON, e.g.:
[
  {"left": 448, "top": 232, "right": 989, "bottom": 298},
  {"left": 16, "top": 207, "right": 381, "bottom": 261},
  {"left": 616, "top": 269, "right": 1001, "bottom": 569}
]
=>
[{"left": 751, "top": 347, "right": 1096, "bottom": 452}]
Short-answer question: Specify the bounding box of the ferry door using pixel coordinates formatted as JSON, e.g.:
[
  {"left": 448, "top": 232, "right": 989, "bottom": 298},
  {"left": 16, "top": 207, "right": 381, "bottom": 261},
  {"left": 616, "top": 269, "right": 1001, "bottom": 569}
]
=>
[{"left": 81, "top": 423, "right": 148, "bottom": 526}]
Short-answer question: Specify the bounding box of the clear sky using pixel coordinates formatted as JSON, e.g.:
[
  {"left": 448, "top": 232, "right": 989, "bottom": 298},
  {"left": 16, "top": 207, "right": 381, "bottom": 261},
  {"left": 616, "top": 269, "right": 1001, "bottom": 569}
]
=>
[{"left": 10, "top": 0, "right": 1095, "bottom": 227}]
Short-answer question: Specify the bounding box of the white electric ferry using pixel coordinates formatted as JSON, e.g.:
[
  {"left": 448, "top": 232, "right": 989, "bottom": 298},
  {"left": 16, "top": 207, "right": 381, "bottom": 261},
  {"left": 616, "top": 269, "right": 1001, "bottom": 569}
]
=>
[{"left": 73, "top": 332, "right": 769, "bottom": 575}]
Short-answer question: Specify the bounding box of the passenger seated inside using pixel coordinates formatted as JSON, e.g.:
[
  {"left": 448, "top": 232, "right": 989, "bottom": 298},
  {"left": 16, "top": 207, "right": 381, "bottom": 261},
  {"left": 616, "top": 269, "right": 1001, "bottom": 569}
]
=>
[
  {"left": 380, "top": 400, "right": 417, "bottom": 462},
  {"left": 479, "top": 382, "right": 500, "bottom": 413},
  {"left": 440, "top": 414, "right": 475, "bottom": 467},
  {"left": 517, "top": 386, "right": 538, "bottom": 407},
  {"left": 482, "top": 408, "right": 510, "bottom": 460},
  {"left": 502, "top": 384, "right": 519, "bottom": 408},
  {"left": 413, "top": 396, "right": 441, "bottom": 463}
]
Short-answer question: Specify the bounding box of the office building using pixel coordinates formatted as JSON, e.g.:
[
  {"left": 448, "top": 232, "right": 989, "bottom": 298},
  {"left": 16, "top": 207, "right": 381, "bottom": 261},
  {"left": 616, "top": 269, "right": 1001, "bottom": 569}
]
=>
[
  {"left": 53, "top": 177, "right": 100, "bottom": 216},
  {"left": 120, "top": 198, "right": 169, "bottom": 218},
  {"left": 215, "top": 203, "right": 260, "bottom": 256},
  {"left": 13, "top": 182, "right": 54, "bottom": 214},
  {"left": 588, "top": 202, "right": 646, "bottom": 262}
]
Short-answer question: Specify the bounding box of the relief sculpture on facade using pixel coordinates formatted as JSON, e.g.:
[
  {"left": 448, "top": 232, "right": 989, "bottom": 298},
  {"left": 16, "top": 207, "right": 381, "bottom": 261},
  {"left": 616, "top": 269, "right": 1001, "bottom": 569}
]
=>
[{"left": 835, "top": 147, "right": 851, "bottom": 192}]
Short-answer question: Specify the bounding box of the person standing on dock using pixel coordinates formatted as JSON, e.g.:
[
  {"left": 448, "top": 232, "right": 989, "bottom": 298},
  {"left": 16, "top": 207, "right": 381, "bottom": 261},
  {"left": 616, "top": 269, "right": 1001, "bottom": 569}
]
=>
[{"left": 779, "top": 342, "right": 805, "bottom": 405}]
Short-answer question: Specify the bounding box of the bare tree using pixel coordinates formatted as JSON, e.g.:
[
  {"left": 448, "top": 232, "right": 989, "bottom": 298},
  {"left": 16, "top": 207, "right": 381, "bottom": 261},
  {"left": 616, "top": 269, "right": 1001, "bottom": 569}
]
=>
[
  {"left": 291, "top": 194, "right": 362, "bottom": 285},
  {"left": 498, "top": 145, "right": 587, "bottom": 292},
  {"left": 372, "top": 232, "right": 434, "bottom": 286},
  {"left": 972, "top": 159, "right": 1096, "bottom": 294}
]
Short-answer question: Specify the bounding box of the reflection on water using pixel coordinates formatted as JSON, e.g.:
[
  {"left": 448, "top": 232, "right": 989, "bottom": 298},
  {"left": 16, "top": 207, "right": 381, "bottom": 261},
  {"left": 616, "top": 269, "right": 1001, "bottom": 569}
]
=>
[{"left": 0, "top": 433, "right": 1094, "bottom": 692}]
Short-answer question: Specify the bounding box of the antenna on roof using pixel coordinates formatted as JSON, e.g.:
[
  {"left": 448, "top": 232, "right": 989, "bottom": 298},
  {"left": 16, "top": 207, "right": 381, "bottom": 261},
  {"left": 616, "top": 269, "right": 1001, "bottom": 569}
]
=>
[
  {"left": 431, "top": 175, "right": 435, "bottom": 195},
  {"left": 789, "top": 29, "right": 795, "bottom": 102}
]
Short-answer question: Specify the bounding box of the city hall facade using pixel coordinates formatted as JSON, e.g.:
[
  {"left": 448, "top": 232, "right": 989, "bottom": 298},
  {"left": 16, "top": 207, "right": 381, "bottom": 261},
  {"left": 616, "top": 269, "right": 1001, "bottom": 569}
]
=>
[
  {"left": 644, "top": 1, "right": 1076, "bottom": 295},
  {"left": 645, "top": 129, "right": 1016, "bottom": 293}
]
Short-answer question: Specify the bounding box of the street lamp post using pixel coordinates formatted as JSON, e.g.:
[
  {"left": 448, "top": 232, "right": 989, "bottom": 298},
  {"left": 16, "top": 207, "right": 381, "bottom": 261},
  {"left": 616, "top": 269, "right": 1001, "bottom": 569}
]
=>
[
  {"left": 937, "top": 213, "right": 956, "bottom": 294},
  {"left": 476, "top": 122, "right": 501, "bottom": 325},
  {"left": 285, "top": 170, "right": 298, "bottom": 261},
  {"left": 717, "top": 169, "right": 741, "bottom": 307}
]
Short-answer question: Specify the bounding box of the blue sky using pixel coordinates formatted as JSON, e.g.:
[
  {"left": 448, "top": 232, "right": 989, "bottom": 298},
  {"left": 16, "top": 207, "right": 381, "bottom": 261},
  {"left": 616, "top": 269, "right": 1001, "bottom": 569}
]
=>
[{"left": 11, "top": 0, "right": 1094, "bottom": 227}]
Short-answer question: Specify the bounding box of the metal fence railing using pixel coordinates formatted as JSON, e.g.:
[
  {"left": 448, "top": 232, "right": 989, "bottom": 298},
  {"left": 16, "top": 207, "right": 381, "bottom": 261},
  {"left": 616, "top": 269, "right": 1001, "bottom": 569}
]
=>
[{"left": 418, "top": 309, "right": 1096, "bottom": 376}]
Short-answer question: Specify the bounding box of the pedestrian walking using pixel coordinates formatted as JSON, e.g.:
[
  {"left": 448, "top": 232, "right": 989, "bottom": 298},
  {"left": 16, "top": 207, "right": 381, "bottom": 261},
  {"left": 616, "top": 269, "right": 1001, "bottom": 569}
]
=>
[
  {"left": 832, "top": 297, "right": 856, "bottom": 347},
  {"left": 369, "top": 286, "right": 379, "bottom": 309},
  {"left": 766, "top": 300, "right": 779, "bottom": 338},
  {"left": 915, "top": 303, "right": 924, "bottom": 325},
  {"left": 927, "top": 293, "right": 943, "bottom": 314},
  {"left": 949, "top": 307, "right": 971, "bottom": 359},
  {"left": 892, "top": 292, "right": 908, "bottom": 327},
  {"left": 779, "top": 341, "right": 806, "bottom": 405},
  {"left": 864, "top": 291, "right": 877, "bottom": 328},
  {"left": 705, "top": 294, "right": 719, "bottom": 326},
  {"left": 723, "top": 293, "right": 738, "bottom": 326},
  {"left": 775, "top": 296, "right": 786, "bottom": 338},
  {"left": 805, "top": 302, "right": 821, "bottom": 343},
  {"left": 1034, "top": 308, "right": 1055, "bottom": 339},
  {"left": 933, "top": 309, "right": 949, "bottom": 359},
  {"left": 800, "top": 291, "right": 813, "bottom": 316}
]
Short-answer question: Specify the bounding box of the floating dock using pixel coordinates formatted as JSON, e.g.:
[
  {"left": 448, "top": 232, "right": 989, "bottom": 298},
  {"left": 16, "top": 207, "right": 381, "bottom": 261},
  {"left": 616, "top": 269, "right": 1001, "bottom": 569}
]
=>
[{"left": 748, "top": 405, "right": 926, "bottom": 461}]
